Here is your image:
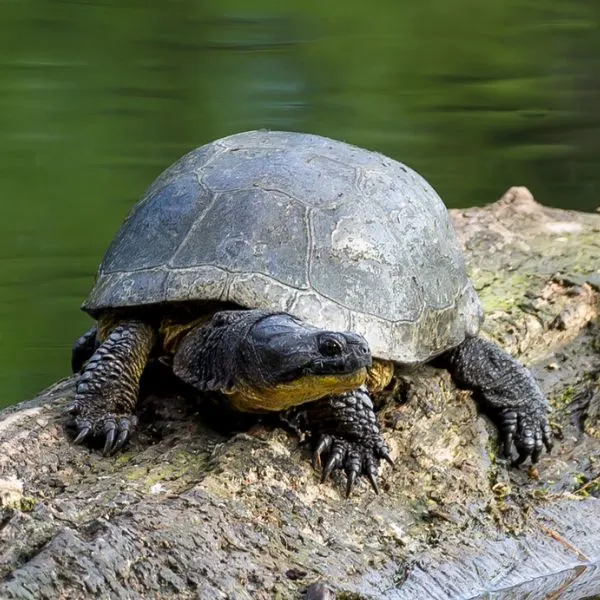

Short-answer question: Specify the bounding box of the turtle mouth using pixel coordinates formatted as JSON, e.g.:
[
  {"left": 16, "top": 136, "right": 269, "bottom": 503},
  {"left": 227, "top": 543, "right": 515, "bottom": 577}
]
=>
[
  {"left": 305, "top": 352, "right": 372, "bottom": 376},
  {"left": 274, "top": 354, "right": 371, "bottom": 385}
]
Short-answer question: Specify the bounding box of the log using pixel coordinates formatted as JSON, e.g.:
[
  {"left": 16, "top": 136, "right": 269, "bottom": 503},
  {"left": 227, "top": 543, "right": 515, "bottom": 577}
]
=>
[{"left": 0, "top": 188, "right": 599, "bottom": 600}]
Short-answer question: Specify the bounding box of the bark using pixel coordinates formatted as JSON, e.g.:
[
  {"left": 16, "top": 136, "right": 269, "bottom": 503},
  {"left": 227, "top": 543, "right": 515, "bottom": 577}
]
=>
[{"left": 0, "top": 187, "right": 599, "bottom": 600}]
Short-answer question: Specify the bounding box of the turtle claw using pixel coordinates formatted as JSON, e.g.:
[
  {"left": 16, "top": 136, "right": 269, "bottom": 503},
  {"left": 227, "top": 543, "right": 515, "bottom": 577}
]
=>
[
  {"left": 313, "top": 435, "right": 333, "bottom": 471},
  {"left": 364, "top": 452, "right": 381, "bottom": 493},
  {"left": 498, "top": 406, "right": 552, "bottom": 466},
  {"left": 103, "top": 420, "right": 117, "bottom": 456},
  {"left": 321, "top": 448, "right": 342, "bottom": 483},
  {"left": 112, "top": 427, "right": 131, "bottom": 455},
  {"left": 103, "top": 416, "right": 137, "bottom": 456},
  {"left": 503, "top": 432, "right": 514, "bottom": 460},
  {"left": 345, "top": 471, "right": 357, "bottom": 498},
  {"left": 73, "top": 422, "right": 92, "bottom": 444},
  {"left": 313, "top": 433, "right": 391, "bottom": 497},
  {"left": 380, "top": 448, "right": 395, "bottom": 468},
  {"left": 71, "top": 412, "right": 137, "bottom": 455},
  {"left": 542, "top": 422, "right": 554, "bottom": 453},
  {"left": 367, "top": 472, "right": 380, "bottom": 495}
]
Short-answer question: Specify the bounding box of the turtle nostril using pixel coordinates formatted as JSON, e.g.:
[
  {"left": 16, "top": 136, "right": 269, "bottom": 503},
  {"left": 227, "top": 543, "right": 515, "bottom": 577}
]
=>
[{"left": 354, "top": 340, "right": 370, "bottom": 356}]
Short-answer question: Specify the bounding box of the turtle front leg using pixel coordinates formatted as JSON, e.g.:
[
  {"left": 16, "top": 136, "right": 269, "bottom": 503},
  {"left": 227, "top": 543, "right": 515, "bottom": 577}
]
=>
[
  {"left": 71, "top": 325, "right": 99, "bottom": 373},
  {"left": 434, "top": 336, "right": 553, "bottom": 465},
  {"left": 69, "top": 320, "right": 156, "bottom": 455},
  {"left": 297, "top": 386, "right": 393, "bottom": 497}
]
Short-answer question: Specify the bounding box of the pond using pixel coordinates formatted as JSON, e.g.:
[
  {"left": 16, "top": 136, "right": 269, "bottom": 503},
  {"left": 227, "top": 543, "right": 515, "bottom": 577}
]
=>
[{"left": 0, "top": 0, "right": 598, "bottom": 405}]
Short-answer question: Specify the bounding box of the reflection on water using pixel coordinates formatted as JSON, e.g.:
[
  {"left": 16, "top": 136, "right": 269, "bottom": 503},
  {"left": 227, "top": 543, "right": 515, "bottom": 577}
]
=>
[{"left": 0, "top": 0, "right": 599, "bottom": 404}]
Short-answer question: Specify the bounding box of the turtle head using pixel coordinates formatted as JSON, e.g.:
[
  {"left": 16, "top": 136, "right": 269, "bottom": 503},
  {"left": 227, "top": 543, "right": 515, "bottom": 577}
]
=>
[
  {"left": 173, "top": 310, "right": 372, "bottom": 412},
  {"left": 245, "top": 313, "right": 372, "bottom": 383}
]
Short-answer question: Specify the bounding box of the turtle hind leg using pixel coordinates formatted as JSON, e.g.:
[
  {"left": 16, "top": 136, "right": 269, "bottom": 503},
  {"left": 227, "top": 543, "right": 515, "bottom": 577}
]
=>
[
  {"left": 291, "top": 386, "right": 394, "bottom": 497},
  {"left": 71, "top": 326, "right": 100, "bottom": 373},
  {"left": 69, "top": 320, "right": 156, "bottom": 456}
]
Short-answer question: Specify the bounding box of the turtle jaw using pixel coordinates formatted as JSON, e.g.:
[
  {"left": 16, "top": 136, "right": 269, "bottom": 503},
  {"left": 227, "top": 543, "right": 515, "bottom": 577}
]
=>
[{"left": 227, "top": 367, "right": 369, "bottom": 413}]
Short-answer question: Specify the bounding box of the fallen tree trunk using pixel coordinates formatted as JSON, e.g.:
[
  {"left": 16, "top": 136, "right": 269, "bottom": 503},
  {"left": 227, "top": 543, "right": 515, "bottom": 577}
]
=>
[{"left": 0, "top": 187, "right": 599, "bottom": 600}]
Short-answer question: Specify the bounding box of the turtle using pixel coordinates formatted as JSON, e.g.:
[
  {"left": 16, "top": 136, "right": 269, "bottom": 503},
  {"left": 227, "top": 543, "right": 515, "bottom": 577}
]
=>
[{"left": 69, "top": 130, "right": 552, "bottom": 495}]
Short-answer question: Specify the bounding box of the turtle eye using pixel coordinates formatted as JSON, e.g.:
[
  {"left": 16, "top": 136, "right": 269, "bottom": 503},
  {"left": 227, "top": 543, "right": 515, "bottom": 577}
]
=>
[{"left": 318, "top": 336, "right": 344, "bottom": 357}]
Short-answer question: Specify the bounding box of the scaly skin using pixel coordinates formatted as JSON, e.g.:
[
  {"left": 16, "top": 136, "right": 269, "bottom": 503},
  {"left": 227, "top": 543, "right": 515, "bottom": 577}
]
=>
[
  {"left": 70, "top": 320, "right": 156, "bottom": 455},
  {"left": 290, "top": 386, "right": 393, "bottom": 496},
  {"left": 71, "top": 325, "right": 99, "bottom": 373},
  {"left": 435, "top": 336, "right": 553, "bottom": 465}
]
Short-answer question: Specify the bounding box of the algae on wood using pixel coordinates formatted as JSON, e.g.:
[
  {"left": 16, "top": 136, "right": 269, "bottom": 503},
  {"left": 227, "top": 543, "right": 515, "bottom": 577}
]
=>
[{"left": 0, "top": 188, "right": 599, "bottom": 600}]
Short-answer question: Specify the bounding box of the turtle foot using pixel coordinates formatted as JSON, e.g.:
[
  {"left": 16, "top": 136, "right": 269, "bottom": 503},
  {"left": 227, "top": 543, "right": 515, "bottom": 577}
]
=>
[
  {"left": 303, "top": 386, "right": 393, "bottom": 497},
  {"left": 67, "top": 320, "right": 155, "bottom": 456},
  {"left": 314, "top": 432, "right": 393, "bottom": 497},
  {"left": 497, "top": 405, "right": 553, "bottom": 466},
  {"left": 70, "top": 406, "right": 138, "bottom": 456}
]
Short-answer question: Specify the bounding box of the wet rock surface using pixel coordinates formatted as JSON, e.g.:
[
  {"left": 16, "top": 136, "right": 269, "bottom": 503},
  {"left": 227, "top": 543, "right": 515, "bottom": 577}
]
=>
[{"left": 0, "top": 187, "right": 599, "bottom": 599}]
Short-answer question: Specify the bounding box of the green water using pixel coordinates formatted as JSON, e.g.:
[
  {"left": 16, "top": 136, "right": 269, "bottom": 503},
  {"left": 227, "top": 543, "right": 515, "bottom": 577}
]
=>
[{"left": 0, "top": 0, "right": 599, "bottom": 405}]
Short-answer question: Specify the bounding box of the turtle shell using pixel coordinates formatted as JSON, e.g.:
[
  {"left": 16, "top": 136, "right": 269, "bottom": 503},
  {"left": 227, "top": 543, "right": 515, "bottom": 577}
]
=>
[{"left": 84, "top": 130, "right": 483, "bottom": 364}]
